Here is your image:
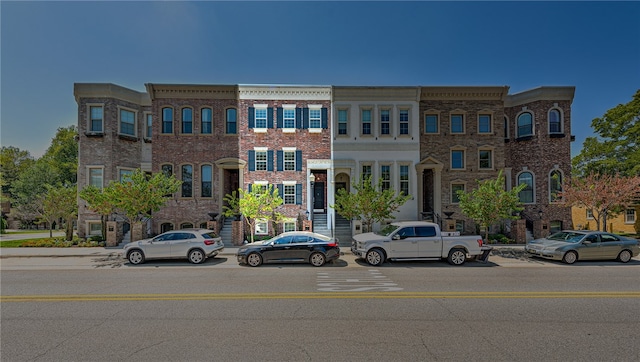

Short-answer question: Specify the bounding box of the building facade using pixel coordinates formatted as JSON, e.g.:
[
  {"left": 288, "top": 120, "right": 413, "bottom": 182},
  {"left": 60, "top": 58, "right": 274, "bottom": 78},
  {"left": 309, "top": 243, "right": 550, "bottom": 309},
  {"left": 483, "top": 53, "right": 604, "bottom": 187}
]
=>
[{"left": 75, "top": 83, "right": 575, "bottom": 243}]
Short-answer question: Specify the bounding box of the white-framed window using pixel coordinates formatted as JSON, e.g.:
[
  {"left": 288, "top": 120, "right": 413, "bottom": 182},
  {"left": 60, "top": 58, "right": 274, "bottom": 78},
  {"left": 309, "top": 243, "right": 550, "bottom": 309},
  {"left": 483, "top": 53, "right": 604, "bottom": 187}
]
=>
[
  {"left": 88, "top": 105, "right": 103, "bottom": 133},
  {"left": 424, "top": 113, "right": 439, "bottom": 134},
  {"left": 451, "top": 149, "right": 466, "bottom": 170},
  {"left": 399, "top": 164, "right": 409, "bottom": 196},
  {"left": 478, "top": 149, "right": 493, "bottom": 170},
  {"left": 284, "top": 150, "right": 295, "bottom": 171},
  {"left": 226, "top": 108, "right": 237, "bottom": 134},
  {"left": 162, "top": 107, "right": 173, "bottom": 134},
  {"left": 145, "top": 112, "right": 152, "bottom": 139},
  {"left": 182, "top": 107, "right": 193, "bottom": 134},
  {"left": 361, "top": 108, "right": 372, "bottom": 135},
  {"left": 380, "top": 164, "right": 391, "bottom": 191},
  {"left": 549, "top": 169, "right": 563, "bottom": 203},
  {"left": 201, "top": 108, "right": 212, "bottom": 134},
  {"left": 517, "top": 171, "right": 534, "bottom": 203},
  {"left": 119, "top": 108, "right": 136, "bottom": 136},
  {"left": 255, "top": 219, "right": 268, "bottom": 235},
  {"left": 283, "top": 107, "right": 296, "bottom": 129},
  {"left": 88, "top": 167, "right": 104, "bottom": 189},
  {"left": 399, "top": 109, "right": 409, "bottom": 135},
  {"left": 283, "top": 184, "right": 296, "bottom": 204},
  {"left": 361, "top": 163, "right": 372, "bottom": 182},
  {"left": 255, "top": 108, "right": 268, "bottom": 129},
  {"left": 625, "top": 209, "right": 636, "bottom": 224},
  {"left": 88, "top": 222, "right": 102, "bottom": 236},
  {"left": 309, "top": 108, "right": 321, "bottom": 129},
  {"left": 478, "top": 114, "right": 492, "bottom": 134},
  {"left": 283, "top": 220, "right": 296, "bottom": 232},
  {"left": 380, "top": 109, "right": 391, "bottom": 135},
  {"left": 255, "top": 150, "right": 267, "bottom": 171},
  {"left": 549, "top": 108, "right": 563, "bottom": 134},
  {"left": 451, "top": 182, "right": 465, "bottom": 204},
  {"left": 517, "top": 111, "right": 534, "bottom": 138},
  {"left": 337, "top": 109, "right": 348, "bottom": 136},
  {"left": 118, "top": 168, "right": 134, "bottom": 182},
  {"left": 586, "top": 209, "right": 594, "bottom": 220},
  {"left": 450, "top": 114, "right": 464, "bottom": 134}
]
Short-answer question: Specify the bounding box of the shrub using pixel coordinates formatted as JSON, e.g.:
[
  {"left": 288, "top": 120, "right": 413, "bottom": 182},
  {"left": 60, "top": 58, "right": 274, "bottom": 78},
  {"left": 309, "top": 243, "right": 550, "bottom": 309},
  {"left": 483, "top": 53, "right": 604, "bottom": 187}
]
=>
[{"left": 488, "top": 233, "right": 514, "bottom": 244}]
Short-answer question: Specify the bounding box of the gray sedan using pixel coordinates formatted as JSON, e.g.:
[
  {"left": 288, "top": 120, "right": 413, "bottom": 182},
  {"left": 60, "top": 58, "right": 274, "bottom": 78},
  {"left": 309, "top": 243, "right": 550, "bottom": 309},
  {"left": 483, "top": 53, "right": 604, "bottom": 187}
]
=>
[{"left": 525, "top": 230, "right": 640, "bottom": 264}]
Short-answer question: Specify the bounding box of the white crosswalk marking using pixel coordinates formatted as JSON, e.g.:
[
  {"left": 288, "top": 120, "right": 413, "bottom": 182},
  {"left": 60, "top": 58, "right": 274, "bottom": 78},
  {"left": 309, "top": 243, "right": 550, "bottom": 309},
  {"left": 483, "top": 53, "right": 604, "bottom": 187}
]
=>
[{"left": 317, "top": 270, "right": 403, "bottom": 292}]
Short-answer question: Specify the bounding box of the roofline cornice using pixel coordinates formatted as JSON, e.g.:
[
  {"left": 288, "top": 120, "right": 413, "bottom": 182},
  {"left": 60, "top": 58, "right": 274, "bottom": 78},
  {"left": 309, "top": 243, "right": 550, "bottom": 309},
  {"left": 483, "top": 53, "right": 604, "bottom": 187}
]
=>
[
  {"left": 74, "top": 83, "right": 150, "bottom": 105},
  {"left": 238, "top": 85, "right": 331, "bottom": 101},
  {"left": 505, "top": 86, "right": 576, "bottom": 107},
  {"left": 332, "top": 86, "right": 420, "bottom": 102},
  {"left": 145, "top": 83, "right": 238, "bottom": 100},
  {"left": 420, "top": 86, "right": 510, "bottom": 101}
]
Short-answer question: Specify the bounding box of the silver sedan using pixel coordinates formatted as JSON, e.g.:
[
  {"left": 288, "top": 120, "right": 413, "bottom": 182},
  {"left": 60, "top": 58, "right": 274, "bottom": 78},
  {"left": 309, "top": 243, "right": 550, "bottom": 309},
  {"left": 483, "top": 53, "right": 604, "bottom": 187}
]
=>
[{"left": 525, "top": 230, "right": 640, "bottom": 264}]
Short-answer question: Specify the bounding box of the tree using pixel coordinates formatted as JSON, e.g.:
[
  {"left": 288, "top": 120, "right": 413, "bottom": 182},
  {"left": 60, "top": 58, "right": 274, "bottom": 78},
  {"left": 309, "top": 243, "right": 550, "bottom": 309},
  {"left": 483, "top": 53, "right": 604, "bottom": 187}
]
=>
[
  {"left": 40, "top": 185, "right": 77, "bottom": 239},
  {"left": 561, "top": 172, "right": 640, "bottom": 231},
  {"left": 573, "top": 90, "right": 640, "bottom": 177},
  {"left": 41, "top": 126, "right": 78, "bottom": 186},
  {"left": 456, "top": 171, "right": 526, "bottom": 242},
  {"left": 0, "top": 146, "right": 35, "bottom": 197},
  {"left": 236, "top": 185, "right": 284, "bottom": 243},
  {"left": 79, "top": 185, "right": 118, "bottom": 240},
  {"left": 10, "top": 159, "right": 59, "bottom": 228},
  {"left": 333, "top": 176, "right": 411, "bottom": 232}
]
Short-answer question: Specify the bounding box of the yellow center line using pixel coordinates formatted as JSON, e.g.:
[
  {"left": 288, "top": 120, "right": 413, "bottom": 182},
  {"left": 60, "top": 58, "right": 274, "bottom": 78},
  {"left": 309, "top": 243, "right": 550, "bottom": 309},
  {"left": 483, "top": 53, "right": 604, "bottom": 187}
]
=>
[{"left": 2, "top": 291, "right": 640, "bottom": 302}]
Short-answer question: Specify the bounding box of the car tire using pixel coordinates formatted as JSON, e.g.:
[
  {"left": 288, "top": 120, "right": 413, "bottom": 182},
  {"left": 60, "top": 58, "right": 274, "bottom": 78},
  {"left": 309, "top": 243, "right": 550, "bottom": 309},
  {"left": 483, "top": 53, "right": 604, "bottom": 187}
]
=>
[
  {"left": 309, "top": 252, "right": 326, "bottom": 267},
  {"left": 366, "top": 248, "right": 385, "bottom": 266},
  {"left": 188, "top": 249, "right": 205, "bottom": 264},
  {"left": 447, "top": 248, "right": 466, "bottom": 266},
  {"left": 617, "top": 249, "right": 632, "bottom": 263},
  {"left": 127, "top": 249, "right": 145, "bottom": 265},
  {"left": 562, "top": 250, "right": 578, "bottom": 264},
  {"left": 246, "top": 252, "right": 263, "bottom": 267}
]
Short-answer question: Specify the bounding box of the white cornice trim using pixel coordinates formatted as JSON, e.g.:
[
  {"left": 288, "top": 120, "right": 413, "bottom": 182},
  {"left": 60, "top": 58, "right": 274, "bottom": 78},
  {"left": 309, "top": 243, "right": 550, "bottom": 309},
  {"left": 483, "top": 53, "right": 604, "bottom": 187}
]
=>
[{"left": 238, "top": 85, "right": 331, "bottom": 100}]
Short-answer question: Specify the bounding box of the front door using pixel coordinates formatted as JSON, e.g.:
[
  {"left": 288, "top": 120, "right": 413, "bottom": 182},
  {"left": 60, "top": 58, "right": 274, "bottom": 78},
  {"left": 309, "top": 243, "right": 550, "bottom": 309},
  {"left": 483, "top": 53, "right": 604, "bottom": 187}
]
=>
[{"left": 314, "top": 181, "right": 324, "bottom": 211}]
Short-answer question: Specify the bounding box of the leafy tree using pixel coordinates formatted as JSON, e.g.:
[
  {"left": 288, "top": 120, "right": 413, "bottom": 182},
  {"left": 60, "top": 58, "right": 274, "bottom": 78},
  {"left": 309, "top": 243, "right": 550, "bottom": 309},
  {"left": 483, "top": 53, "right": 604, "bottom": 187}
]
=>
[
  {"left": 41, "top": 126, "right": 78, "bottom": 185},
  {"left": 236, "top": 185, "right": 284, "bottom": 243},
  {"left": 10, "top": 159, "right": 59, "bottom": 228},
  {"left": 456, "top": 171, "right": 526, "bottom": 242},
  {"left": 573, "top": 90, "right": 640, "bottom": 177},
  {"left": 0, "top": 146, "right": 35, "bottom": 197},
  {"left": 79, "top": 185, "right": 117, "bottom": 240},
  {"left": 333, "top": 176, "right": 411, "bottom": 232},
  {"left": 40, "top": 185, "right": 77, "bottom": 239},
  {"left": 561, "top": 172, "right": 640, "bottom": 231}
]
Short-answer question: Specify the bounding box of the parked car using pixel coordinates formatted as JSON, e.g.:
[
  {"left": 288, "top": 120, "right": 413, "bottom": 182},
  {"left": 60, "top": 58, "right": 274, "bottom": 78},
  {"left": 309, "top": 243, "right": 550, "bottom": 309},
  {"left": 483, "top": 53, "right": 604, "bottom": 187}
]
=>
[
  {"left": 123, "top": 229, "right": 224, "bottom": 265},
  {"left": 525, "top": 230, "right": 640, "bottom": 264},
  {"left": 236, "top": 231, "right": 340, "bottom": 267},
  {"left": 351, "top": 221, "right": 491, "bottom": 266}
]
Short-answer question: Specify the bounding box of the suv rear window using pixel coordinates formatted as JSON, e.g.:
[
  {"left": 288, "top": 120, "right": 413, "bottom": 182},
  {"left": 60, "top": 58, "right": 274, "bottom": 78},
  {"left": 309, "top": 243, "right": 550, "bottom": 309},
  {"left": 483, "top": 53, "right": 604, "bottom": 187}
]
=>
[{"left": 201, "top": 232, "right": 218, "bottom": 239}]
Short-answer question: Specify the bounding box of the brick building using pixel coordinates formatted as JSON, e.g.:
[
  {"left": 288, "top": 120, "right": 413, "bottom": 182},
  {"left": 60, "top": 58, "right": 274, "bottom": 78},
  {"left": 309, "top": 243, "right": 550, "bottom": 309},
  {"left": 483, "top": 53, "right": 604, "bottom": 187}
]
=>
[{"left": 75, "top": 83, "right": 575, "bottom": 244}]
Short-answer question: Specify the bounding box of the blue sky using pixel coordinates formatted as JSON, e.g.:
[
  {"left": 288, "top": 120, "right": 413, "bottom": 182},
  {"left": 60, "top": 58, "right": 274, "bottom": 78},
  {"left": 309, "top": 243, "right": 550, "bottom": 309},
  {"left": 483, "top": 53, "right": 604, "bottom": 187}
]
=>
[{"left": 1, "top": 1, "right": 639, "bottom": 158}]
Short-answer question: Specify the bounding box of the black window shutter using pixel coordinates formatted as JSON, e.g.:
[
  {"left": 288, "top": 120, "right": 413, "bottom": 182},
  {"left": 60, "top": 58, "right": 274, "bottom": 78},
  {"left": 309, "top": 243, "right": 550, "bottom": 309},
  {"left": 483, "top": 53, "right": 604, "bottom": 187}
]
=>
[
  {"left": 267, "top": 150, "right": 274, "bottom": 171},
  {"left": 296, "top": 184, "right": 302, "bottom": 204},
  {"left": 248, "top": 107, "right": 255, "bottom": 128},
  {"left": 267, "top": 107, "right": 274, "bottom": 128},
  {"left": 277, "top": 184, "right": 284, "bottom": 199},
  {"left": 248, "top": 184, "right": 252, "bottom": 192},
  {"left": 295, "top": 150, "right": 302, "bottom": 171},
  {"left": 302, "top": 108, "right": 309, "bottom": 129},
  {"left": 277, "top": 150, "right": 283, "bottom": 171},
  {"left": 248, "top": 150, "right": 255, "bottom": 171},
  {"left": 276, "top": 108, "right": 283, "bottom": 128},
  {"left": 296, "top": 108, "right": 303, "bottom": 129},
  {"left": 321, "top": 108, "right": 328, "bottom": 129}
]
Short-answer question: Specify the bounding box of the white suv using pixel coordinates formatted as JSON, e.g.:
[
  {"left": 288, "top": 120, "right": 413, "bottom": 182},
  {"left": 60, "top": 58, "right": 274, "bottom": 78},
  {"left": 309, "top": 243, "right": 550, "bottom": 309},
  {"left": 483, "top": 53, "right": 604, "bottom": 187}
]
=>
[{"left": 123, "top": 229, "right": 224, "bottom": 265}]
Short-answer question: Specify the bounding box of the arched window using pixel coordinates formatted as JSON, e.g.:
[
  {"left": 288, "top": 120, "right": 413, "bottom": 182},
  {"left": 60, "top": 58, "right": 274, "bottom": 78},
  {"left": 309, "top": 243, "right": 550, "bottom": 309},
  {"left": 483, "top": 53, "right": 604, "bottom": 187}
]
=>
[
  {"left": 201, "top": 108, "right": 212, "bottom": 134},
  {"left": 226, "top": 108, "right": 237, "bottom": 134},
  {"left": 549, "top": 169, "right": 563, "bottom": 202},
  {"left": 161, "top": 223, "right": 174, "bottom": 233},
  {"left": 517, "top": 112, "right": 533, "bottom": 138},
  {"left": 549, "top": 109, "right": 562, "bottom": 134},
  {"left": 201, "top": 164, "right": 212, "bottom": 197},
  {"left": 181, "top": 164, "right": 193, "bottom": 197},
  {"left": 180, "top": 222, "right": 193, "bottom": 229},
  {"left": 182, "top": 107, "right": 193, "bottom": 134},
  {"left": 162, "top": 107, "right": 173, "bottom": 134},
  {"left": 517, "top": 172, "right": 534, "bottom": 203}
]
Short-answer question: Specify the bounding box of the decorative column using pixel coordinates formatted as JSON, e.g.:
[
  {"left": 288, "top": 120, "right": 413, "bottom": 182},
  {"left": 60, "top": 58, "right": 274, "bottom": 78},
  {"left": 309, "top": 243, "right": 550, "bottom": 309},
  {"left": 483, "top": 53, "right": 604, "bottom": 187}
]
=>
[{"left": 106, "top": 221, "right": 117, "bottom": 247}]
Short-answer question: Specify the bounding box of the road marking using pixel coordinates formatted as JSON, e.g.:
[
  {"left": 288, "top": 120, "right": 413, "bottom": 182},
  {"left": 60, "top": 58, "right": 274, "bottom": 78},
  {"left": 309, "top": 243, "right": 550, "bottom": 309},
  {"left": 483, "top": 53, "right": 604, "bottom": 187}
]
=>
[
  {"left": 2, "top": 291, "right": 640, "bottom": 303},
  {"left": 317, "top": 269, "right": 402, "bottom": 292}
]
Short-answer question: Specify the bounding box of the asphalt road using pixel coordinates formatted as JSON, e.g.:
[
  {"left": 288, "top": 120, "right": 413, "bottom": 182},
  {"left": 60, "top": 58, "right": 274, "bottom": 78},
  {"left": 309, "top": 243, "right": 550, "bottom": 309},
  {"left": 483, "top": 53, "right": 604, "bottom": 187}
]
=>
[{"left": 2, "top": 255, "right": 639, "bottom": 361}]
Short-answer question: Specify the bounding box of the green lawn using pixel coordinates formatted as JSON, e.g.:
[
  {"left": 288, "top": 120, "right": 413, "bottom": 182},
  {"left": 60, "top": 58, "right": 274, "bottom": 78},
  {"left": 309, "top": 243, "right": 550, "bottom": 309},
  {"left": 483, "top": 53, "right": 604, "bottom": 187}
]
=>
[
  {"left": 0, "top": 238, "right": 48, "bottom": 247},
  {"left": 2, "top": 229, "right": 59, "bottom": 235}
]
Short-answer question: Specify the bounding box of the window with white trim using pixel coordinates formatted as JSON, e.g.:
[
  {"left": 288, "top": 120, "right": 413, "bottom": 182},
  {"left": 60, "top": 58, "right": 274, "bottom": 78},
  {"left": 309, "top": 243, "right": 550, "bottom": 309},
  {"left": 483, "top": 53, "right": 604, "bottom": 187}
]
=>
[
  {"left": 119, "top": 169, "right": 133, "bottom": 182},
  {"left": 479, "top": 149, "right": 493, "bottom": 169},
  {"left": 451, "top": 114, "right": 464, "bottom": 134},
  {"left": 337, "top": 109, "right": 348, "bottom": 135},
  {"left": 380, "top": 165, "right": 391, "bottom": 191},
  {"left": 478, "top": 114, "right": 492, "bottom": 134},
  {"left": 283, "top": 108, "right": 296, "bottom": 129},
  {"left": 309, "top": 108, "right": 321, "bottom": 129},
  {"left": 586, "top": 209, "right": 594, "bottom": 220},
  {"left": 255, "top": 150, "right": 267, "bottom": 171},
  {"left": 255, "top": 108, "right": 268, "bottom": 129},
  {"left": 145, "top": 113, "right": 152, "bottom": 139},
  {"left": 399, "top": 109, "right": 409, "bottom": 135},
  {"left": 361, "top": 109, "right": 372, "bottom": 135},
  {"left": 399, "top": 165, "right": 409, "bottom": 196},
  {"left": 549, "top": 109, "right": 562, "bottom": 134},
  {"left": 361, "top": 164, "right": 372, "bottom": 182},
  {"left": 625, "top": 209, "right": 636, "bottom": 224},
  {"left": 380, "top": 109, "right": 390, "bottom": 135},
  {"left": 283, "top": 184, "right": 296, "bottom": 204},
  {"left": 88, "top": 222, "right": 102, "bottom": 236},
  {"left": 255, "top": 219, "right": 268, "bottom": 235},
  {"left": 89, "top": 105, "right": 103, "bottom": 133},
  {"left": 451, "top": 183, "right": 465, "bottom": 204},
  {"left": 451, "top": 149, "right": 465, "bottom": 170},
  {"left": 283, "top": 220, "right": 296, "bottom": 232},
  {"left": 119, "top": 109, "right": 136, "bottom": 136},
  {"left": 284, "top": 150, "right": 295, "bottom": 171},
  {"left": 518, "top": 172, "right": 534, "bottom": 203},
  {"left": 88, "top": 167, "right": 103, "bottom": 189},
  {"left": 425, "top": 114, "right": 438, "bottom": 134},
  {"left": 517, "top": 112, "right": 533, "bottom": 138},
  {"left": 549, "top": 169, "right": 562, "bottom": 202}
]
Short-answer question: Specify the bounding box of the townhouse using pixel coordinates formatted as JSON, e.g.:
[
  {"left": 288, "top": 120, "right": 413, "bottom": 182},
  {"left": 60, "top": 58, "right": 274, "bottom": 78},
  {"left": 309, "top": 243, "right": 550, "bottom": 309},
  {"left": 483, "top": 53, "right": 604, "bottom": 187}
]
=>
[{"left": 75, "top": 82, "right": 575, "bottom": 244}]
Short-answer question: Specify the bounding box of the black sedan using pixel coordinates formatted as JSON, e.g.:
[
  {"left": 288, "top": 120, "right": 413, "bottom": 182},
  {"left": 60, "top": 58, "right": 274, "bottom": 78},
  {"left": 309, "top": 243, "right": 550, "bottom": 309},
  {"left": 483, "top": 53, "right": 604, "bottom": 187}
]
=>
[{"left": 236, "top": 231, "right": 340, "bottom": 267}]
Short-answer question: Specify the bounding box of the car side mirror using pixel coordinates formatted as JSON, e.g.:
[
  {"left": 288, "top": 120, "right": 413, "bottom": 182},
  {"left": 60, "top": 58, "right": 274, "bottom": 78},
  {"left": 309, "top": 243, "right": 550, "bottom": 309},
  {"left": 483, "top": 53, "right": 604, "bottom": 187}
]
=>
[
  {"left": 582, "top": 240, "right": 592, "bottom": 245},
  {"left": 392, "top": 234, "right": 401, "bottom": 240}
]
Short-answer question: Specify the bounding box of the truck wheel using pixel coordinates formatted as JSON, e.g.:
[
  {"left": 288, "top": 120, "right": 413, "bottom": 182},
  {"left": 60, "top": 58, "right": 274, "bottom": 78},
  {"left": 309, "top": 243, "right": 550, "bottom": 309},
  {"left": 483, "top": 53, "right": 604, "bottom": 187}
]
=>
[
  {"left": 366, "top": 248, "right": 385, "bottom": 266},
  {"left": 447, "top": 248, "right": 466, "bottom": 265}
]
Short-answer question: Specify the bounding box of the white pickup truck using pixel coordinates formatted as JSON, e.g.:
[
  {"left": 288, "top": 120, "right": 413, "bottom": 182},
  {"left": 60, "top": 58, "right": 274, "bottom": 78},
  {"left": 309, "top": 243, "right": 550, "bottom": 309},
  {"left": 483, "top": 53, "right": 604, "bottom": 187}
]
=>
[{"left": 351, "top": 221, "right": 492, "bottom": 266}]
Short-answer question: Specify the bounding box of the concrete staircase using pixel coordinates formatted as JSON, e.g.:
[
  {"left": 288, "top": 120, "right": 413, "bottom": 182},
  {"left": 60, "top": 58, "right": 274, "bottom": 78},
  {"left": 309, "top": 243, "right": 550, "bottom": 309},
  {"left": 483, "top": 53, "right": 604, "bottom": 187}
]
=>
[
  {"left": 312, "top": 213, "right": 352, "bottom": 247},
  {"left": 219, "top": 217, "right": 235, "bottom": 247}
]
